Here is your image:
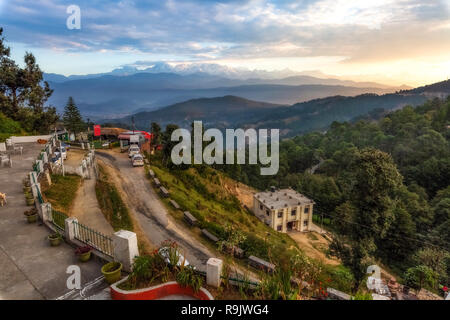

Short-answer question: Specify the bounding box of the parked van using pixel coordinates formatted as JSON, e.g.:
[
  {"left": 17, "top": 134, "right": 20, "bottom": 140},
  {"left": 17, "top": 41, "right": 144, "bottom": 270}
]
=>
[{"left": 131, "top": 154, "right": 144, "bottom": 167}]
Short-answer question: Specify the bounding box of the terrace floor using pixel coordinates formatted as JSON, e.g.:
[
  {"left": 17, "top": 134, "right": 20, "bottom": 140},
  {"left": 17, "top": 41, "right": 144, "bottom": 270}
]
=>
[{"left": 0, "top": 142, "right": 104, "bottom": 299}]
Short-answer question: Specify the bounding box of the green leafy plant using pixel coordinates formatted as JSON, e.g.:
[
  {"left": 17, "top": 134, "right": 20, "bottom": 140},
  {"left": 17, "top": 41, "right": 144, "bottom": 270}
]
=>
[{"left": 176, "top": 265, "right": 203, "bottom": 293}]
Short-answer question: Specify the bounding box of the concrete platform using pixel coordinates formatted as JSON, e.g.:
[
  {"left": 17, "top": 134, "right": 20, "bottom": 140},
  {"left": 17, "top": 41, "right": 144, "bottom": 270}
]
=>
[{"left": 0, "top": 142, "right": 104, "bottom": 300}]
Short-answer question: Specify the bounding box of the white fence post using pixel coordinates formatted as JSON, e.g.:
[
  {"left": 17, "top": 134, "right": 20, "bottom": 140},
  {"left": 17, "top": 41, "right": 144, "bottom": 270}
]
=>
[
  {"left": 112, "top": 230, "right": 139, "bottom": 272},
  {"left": 37, "top": 159, "right": 44, "bottom": 173},
  {"left": 41, "top": 202, "right": 52, "bottom": 222},
  {"left": 42, "top": 152, "right": 48, "bottom": 164},
  {"left": 207, "top": 258, "right": 223, "bottom": 288},
  {"left": 29, "top": 171, "right": 37, "bottom": 184},
  {"left": 31, "top": 182, "right": 40, "bottom": 199},
  {"left": 65, "top": 217, "right": 78, "bottom": 241}
]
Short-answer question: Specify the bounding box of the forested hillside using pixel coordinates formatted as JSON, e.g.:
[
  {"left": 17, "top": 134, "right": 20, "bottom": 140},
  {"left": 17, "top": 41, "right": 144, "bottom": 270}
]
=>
[
  {"left": 244, "top": 93, "right": 428, "bottom": 137},
  {"left": 221, "top": 97, "right": 450, "bottom": 290}
]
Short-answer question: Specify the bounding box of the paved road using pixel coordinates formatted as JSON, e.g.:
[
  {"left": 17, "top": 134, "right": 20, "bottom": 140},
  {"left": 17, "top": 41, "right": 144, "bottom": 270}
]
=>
[
  {"left": 0, "top": 143, "right": 103, "bottom": 299},
  {"left": 96, "top": 150, "right": 215, "bottom": 272}
]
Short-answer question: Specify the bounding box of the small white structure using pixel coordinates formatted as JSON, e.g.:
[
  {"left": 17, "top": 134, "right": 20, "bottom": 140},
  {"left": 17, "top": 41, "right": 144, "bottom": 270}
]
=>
[
  {"left": 112, "top": 230, "right": 139, "bottom": 272},
  {"left": 206, "top": 258, "right": 223, "bottom": 288}
]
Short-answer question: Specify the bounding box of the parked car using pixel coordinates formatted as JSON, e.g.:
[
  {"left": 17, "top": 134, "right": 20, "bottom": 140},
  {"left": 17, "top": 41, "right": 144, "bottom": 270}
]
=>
[
  {"left": 158, "top": 247, "right": 190, "bottom": 267},
  {"left": 128, "top": 144, "right": 140, "bottom": 158},
  {"left": 50, "top": 154, "right": 62, "bottom": 166},
  {"left": 55, "top": 147, "right": 67, "bottom": 160},
  {"left": 61, "top": 142, "right": 70, "bottom": 151},
  {"left": 131, "top": 154, "right": 144, "bottom": 167}
]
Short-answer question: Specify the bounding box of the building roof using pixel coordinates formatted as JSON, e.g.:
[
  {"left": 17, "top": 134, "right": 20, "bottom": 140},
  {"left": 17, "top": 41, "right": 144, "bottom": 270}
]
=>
[{"left": 254, "top": 188, "right": 314, "bottom": 210}]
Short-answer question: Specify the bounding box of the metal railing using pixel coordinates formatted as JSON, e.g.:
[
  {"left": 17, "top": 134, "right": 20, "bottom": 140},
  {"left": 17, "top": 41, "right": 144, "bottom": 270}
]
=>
[
  {"left": 73, "top": 221, "right": 114, "bottom": 257},
  {"left": 36, "top": 186, "right": 43, "bottom": 204},
  {"left": 51, "top": 209, "right": 68, "bottom": 231}
]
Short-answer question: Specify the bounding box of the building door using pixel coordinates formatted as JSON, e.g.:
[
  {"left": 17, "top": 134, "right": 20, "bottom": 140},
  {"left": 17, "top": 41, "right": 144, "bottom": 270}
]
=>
[{"left": 287, "top": 221, "right": 293, "bottom": 231}]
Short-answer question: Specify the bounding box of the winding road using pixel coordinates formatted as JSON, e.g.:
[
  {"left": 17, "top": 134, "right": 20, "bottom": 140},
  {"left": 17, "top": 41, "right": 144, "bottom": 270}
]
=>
[{"left": 95, "top": 149, "right": 215, "bottom": 272}]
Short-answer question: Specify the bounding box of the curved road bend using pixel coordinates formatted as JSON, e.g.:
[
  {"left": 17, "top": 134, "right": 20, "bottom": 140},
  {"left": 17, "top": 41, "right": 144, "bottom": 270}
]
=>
[{"left": 95, "top": 150, "right": 215, "bottom": 272}]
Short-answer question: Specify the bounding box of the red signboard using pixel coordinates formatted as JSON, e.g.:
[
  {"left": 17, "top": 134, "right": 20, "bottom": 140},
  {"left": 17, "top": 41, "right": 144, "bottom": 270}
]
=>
[{"left": 94, "top": 125, "right": 101, "bottom": 136}]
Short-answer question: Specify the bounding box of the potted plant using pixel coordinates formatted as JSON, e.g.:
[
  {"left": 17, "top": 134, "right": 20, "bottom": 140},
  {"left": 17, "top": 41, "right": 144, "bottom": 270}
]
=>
[
  {"left": 101, "top": 262, "right": 123, "bottom": 284},
  {"left": 25, "top": 196, "right": 35, "bottom": 206},
  {"left": 24, "top": 208, "right": 38, "bottom": 223},
  {"left": 23, "top": 181, "right": 32, "bottom": 193},
  {"left": 48, "top": 232, "right": 63, "bottom": 246},
  {"left": 23, "top": 177, "right": 31, "bottom": 187},
  {"left": 75, "top": 245, "right": 93, "bottom": 262}
]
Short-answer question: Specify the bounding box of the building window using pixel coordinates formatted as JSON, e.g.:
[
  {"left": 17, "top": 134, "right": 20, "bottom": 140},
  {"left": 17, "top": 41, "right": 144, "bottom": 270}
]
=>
[
  {"left": 291, "top": 209, "right": 296, "bottom": 216},
  {"left": 260, "top": 204, "right": 263, "bottom": 210},
  {"left": 303, "top": 220, "right": 309, "bottom": 227},
  {"left": 266, "top": 209, "right": 270, "bottom": 216},
  {"left": 277, "top": 225, "right": 282, "bottom": 231},
  {"left": 278, "top": 211, "right": 283, "bottom": 218},
  {"left": 304, "top": 207, "right": 310, "bottom": 214}
]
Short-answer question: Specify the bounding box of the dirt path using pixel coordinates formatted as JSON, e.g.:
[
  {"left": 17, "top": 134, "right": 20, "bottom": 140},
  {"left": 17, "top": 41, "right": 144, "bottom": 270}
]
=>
[
  {"left": 288, "top": 230, "right": 340, "bottom": 266},
  {"left": 70, "top": 168, "right": 114, "bottom": 236},
  {"left": 95, "top": 149, "right": 216, "bottom": 272}
]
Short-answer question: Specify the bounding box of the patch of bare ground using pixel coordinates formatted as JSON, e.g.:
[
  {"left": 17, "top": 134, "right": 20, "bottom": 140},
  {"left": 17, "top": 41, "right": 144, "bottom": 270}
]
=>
[
  {"left": 220, "top": 176, "right": 257, "bottom": 209},
  {"left": 288, "top": 231, "right": 341, "bottom": 266},
  {"left": 64, "top": 148, "right": 88, "bottom": 167}
]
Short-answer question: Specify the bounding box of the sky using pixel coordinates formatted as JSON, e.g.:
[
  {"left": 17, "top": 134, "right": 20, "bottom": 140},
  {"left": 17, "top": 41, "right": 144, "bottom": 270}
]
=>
[{"left": 1, "top": 0, "right": 449, "bottom": 86}]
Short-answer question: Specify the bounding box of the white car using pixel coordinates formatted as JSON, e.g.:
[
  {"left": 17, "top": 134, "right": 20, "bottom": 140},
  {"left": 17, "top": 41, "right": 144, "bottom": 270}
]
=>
[
  {"left": 158, "top": 247, "right": 190, "bottom": 267},
  {"left": 128, "top": 145, "right": 140, "bottom": 158},
  {"left": 131, "top": 154, "right": 144, "bottom": 167},
  {"left": 55, "top": 147, "right": 67, "bottom": 160}
]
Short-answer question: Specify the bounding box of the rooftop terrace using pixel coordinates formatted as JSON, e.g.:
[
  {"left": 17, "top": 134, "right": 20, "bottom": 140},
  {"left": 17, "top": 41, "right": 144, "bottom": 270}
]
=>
[{"left": 254, "top": 188, "right": 314, "bottom": 210}]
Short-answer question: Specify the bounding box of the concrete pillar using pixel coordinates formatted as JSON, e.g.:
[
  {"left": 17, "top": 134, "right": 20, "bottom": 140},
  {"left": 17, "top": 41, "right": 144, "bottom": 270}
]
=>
[
  {"left": 65, "top": 217, "right": 78, "bottom": 241},
  {"left": 206, "top": 258, "right": 223, "bottom": 288},
  {"left": 42, "top": 152, "right": 48, "bottom": 164},
  {"left": 41, "top": 202, "right": 52, "bottom": 222},
  {"left": 37, "top": 160, "right": 44, "bottom": 172},
  {"left": 81, "top": 142, "right": 85, "bottom": 150},
  {"left": 112, "top": 230, "right": 139, "bottom": 272},
  {"left": 29, "top": 171, "right": 37, "bottom": 184},
  {"left": 45, "top": 171, "right": 52, "bottom": 186},
  {"left": 31, "top": 182, "right": 40, "bottom": 199}
]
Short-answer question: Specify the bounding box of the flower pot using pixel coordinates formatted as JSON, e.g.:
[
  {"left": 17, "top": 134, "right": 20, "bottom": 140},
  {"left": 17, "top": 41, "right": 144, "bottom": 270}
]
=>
[
  {"left": 101, "top": 262, "right": 123, "bottom": 284},
  {"left": 23, "top": 186, "right": 31, "bottom": 193},
  {"left": 78, "top": 250, "right": 92, "bottom": 262},
  {"left": 26, "top": 213, "right": 38, "bottom": 223},
  {"left": 26, "top": 198, "right": 35, "bottom": 206},
  {"left": 48, "top": 234, "right": 62, "bottom": 246}
]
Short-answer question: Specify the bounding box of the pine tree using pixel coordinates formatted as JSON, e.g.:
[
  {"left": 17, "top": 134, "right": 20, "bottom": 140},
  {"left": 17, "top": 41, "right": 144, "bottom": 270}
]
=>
[{"left": 63, "top": 97, "right": 84, "bottom": 135}]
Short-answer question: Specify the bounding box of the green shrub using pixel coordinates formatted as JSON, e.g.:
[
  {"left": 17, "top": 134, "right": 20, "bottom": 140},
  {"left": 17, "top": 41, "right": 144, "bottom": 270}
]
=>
[{"left": 176, "top": 265, "right": 203, "bottom": 293}]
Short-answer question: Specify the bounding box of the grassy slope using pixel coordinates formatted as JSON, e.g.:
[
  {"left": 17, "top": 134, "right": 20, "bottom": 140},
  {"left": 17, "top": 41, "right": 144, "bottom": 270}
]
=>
[
  {"left": 147, "top": 156, "right": 355, "bottom": 293},
  {"left": 95, "top": 161, "right": 154, "bottom": 255},
  {"left": 43, "top": 174, "right": 82, "bottom": 214},
  {"left": 148, "top": 153, "right": 301, "bottom": 265},
  {"left": 95, "top": 163, "right": 133, "bottom": 231}
]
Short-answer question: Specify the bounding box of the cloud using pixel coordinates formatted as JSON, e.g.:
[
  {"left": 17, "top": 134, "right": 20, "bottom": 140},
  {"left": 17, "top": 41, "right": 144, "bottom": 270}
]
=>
[{"left": 1, "top": 0, "right": 449, "bottom": 85}]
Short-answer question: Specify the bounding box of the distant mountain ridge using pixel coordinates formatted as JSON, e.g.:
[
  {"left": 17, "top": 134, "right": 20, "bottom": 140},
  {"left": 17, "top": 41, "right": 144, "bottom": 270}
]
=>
[
  {"left": 113, "top": 95, "right": 283, "bottom": 129},
  {"left": 45, "top": 71, "right": 405, "bottom": 119},
  {"left": 112, "top": 80, "right": 450, "bottom": 137}
]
